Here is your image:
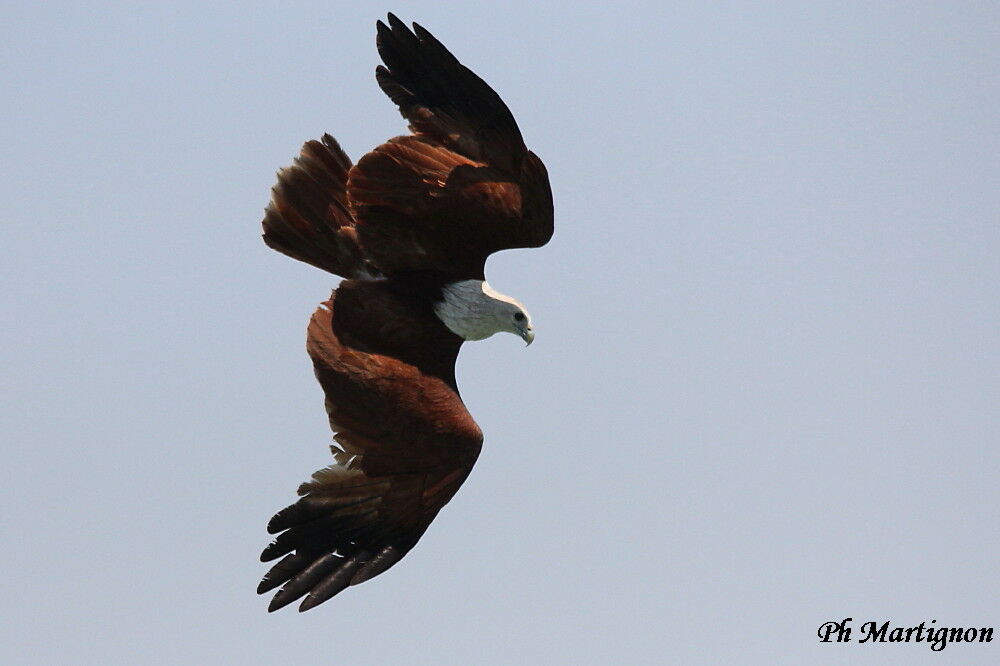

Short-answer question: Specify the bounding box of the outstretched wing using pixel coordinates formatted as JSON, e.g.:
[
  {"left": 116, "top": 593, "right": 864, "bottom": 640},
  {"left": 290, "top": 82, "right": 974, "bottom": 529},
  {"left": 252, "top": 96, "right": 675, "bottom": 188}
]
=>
[
  {"left": 262, "top": 134, "right": 373, "bottom": 279},
  {"left": 258, "top": 284, "right": 483, "bottom": 612},
  {"left": 348, "top": 14, "right": 554, "bottom": 279},
  {"left": 375, "top": 13, "right": 524, "bottom": 170}
]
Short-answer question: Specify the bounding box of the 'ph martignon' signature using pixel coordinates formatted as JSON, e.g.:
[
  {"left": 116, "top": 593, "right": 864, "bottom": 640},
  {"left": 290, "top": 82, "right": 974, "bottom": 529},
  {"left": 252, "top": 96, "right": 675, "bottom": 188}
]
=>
[{"left": 818, "top": 617, "right": 994, "bottom": 652}]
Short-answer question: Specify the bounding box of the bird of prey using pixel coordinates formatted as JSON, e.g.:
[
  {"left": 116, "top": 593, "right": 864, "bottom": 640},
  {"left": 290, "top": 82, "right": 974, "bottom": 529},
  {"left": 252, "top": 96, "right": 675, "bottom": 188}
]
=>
[{"left": 257, "top": 14, "right": 554, "bottom": 612}]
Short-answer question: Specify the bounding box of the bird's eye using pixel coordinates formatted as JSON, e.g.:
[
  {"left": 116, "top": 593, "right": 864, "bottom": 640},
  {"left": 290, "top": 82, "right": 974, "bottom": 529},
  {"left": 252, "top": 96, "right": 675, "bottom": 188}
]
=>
[{"left": 514, "top": 312, "right": 525, "bottom": 322}]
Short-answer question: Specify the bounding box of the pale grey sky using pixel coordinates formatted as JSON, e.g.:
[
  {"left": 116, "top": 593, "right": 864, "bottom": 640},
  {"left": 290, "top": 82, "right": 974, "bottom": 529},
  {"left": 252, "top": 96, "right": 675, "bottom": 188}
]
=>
[{"left": 2, "top": 2, "right": 998, "bottom": 664}]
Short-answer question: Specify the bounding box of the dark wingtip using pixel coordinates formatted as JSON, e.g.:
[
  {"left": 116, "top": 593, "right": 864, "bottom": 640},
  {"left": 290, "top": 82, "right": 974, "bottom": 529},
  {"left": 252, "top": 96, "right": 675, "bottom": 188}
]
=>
[
  {"left": 378, "top": 13, "right": 404, "bottom": 40},
  {"left": 260, "top": 542, "right": 279, "bottom": 562},
  {"left": 267, "top": 594, "right": 293, "bottom": 613},
  {"left": 267, "top": 583, "right": 297, "bottom": 612},
  {"left": 258, "top": 553, "right": 310, "bottom": 595},
  {"left": 296, "top": 554, "right": 364, "bottom": 611},
  {"left": 410, "top": 22, "right": 436, "bottom": 46},
  {"left": 257, "top": 577, "right": 279, "bottom": 596},
  {"left": 297, "top": 595, "right": 323, "bottom": 612}
]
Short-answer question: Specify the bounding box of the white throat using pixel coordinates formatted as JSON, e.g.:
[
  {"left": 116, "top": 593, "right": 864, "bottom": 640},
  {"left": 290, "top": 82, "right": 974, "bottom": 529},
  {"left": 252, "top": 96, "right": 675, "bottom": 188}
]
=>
[{"left": 433, "top": 279, "right": 527, "bottom": 341}]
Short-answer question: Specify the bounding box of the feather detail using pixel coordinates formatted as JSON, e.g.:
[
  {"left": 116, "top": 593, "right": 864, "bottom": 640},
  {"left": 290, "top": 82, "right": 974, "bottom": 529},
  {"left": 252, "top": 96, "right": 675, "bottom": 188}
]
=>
[{"left": 262, "top": 134, "right": 376, "bottom": 278}]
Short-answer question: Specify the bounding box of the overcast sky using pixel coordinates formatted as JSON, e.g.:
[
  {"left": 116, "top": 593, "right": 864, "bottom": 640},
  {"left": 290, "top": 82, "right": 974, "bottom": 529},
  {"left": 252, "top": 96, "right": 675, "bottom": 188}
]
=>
[{"left": 2, "top": 2, "right": 998, "bottom": 664}]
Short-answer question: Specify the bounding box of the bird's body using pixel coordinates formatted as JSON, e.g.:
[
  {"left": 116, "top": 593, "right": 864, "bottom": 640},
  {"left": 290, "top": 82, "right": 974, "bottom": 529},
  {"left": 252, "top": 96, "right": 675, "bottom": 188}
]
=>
[{"left": 257, "top": 14, "right": 553, "bottom": 612}]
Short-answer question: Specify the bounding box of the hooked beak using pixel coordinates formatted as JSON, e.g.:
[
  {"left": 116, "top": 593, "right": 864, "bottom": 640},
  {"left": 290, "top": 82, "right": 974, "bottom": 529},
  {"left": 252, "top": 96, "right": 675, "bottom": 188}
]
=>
[{"left": 518, "top": 324, "right": 535, "bottom": 346}]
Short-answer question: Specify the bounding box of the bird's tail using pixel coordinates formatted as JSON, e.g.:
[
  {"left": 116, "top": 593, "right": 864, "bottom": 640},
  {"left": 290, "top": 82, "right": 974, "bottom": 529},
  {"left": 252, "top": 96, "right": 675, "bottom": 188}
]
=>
[{"left": 262, "top": 134, "right": 377, "bottom": 279}]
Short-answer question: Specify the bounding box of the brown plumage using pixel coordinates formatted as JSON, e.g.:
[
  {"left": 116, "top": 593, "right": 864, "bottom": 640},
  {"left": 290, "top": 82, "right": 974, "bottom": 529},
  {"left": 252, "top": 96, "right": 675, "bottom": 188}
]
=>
[
  {"left": 258, "top": 14, "right": 553, "bottom": 612},
  {"left": 262, "top": 135, "right": 372, "bottom": 278}
]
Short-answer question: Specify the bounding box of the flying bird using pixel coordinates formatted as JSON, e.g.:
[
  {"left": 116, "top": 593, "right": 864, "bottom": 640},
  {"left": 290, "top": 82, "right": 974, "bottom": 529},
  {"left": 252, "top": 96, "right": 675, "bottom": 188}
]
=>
[{"left": 257, "top": 14, "right": 553, "bottom": 612}]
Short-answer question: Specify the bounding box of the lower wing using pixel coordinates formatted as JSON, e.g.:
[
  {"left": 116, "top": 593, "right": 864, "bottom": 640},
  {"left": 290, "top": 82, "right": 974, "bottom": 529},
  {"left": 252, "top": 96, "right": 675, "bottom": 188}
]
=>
[{"left": 258, "top": 295, "right": 482, "bottom": 612}]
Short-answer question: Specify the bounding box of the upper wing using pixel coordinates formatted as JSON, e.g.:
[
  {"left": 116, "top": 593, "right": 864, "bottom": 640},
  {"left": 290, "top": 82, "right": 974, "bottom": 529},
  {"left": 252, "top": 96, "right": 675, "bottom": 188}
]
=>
[
  {"left": 375, "top": 12, "right": 524, "bottom": 170},
  {"left": 262, "top": 134, "right": 373, "bottom": 278},
  {"left": 347, "top": 14, "right": 554, "bottom": 279},
  {"left": 258, "top": 283, "right": 483, "bottom": 612}
]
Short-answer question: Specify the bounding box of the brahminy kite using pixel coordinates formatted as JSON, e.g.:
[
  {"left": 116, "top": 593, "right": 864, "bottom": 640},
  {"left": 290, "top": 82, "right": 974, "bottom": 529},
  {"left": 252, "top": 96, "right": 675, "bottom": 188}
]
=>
[{"left": 257, "top": 14, "right": 553, "bottom": 612}]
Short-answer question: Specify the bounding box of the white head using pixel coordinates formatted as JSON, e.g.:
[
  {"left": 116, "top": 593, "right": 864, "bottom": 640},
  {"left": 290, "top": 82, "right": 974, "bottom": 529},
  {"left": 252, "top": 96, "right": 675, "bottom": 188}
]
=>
[{"left": 433, "top": 280, "right": 534, "bottom": 345}]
